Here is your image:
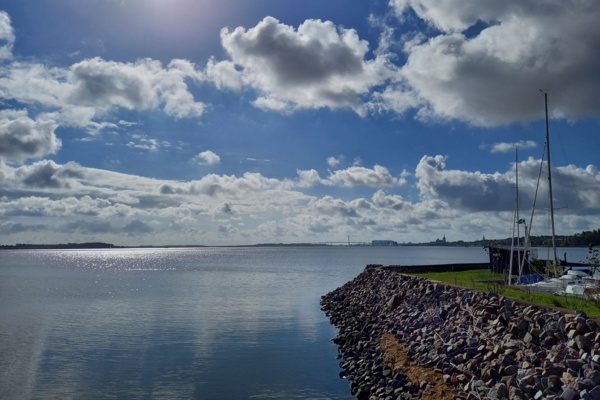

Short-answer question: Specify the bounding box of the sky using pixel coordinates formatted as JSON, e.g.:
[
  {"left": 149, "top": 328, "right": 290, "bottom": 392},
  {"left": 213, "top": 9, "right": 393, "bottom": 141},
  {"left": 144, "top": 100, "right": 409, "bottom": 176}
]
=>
[{"left": 0, "top": 0, "right": 599, "bottom": 246}]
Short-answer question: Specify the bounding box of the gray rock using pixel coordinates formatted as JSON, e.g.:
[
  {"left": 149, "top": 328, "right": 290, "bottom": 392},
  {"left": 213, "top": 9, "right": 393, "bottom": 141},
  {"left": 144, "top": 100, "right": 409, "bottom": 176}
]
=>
[
  {"left": 495, "top": 382, "right": 509, "bottom": 398},
  {"left": 566, "top": 358, "right": 586, "bottom": 371},
  {"left": 587, "top": 370, "right": 600, "bottom": 384},
  {"left": 590, "top": 386, "right": 600, "bottom": 400},
  {"left": 561, "top": 386, "right": 578, "bottom": 400},
  {"left": 534, "top": 390, "right": 544, "bottom": 399},
  {"left": 576, "top": 334, "right": 593, "bottom": 352},
  {"left": 581, "top": 389, "right": 594, "bottom": 400},
  {"left": 386, "top": 294, "right": 402, "bottom": 311}
]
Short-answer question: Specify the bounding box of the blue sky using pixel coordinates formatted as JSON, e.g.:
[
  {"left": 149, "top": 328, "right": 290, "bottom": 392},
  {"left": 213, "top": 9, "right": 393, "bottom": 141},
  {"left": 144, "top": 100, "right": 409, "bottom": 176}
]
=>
[{"left": 0, "top": 0, "right": 599, "bottom": 246}]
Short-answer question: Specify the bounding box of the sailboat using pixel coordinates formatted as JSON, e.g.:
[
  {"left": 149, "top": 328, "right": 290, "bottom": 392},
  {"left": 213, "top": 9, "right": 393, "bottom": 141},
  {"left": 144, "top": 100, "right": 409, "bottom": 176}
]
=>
[
  {"left": 516, "top": 91, "right": 590, "bottom": 294},
  {"left": 488, "top": 91, "right": 591, "bottom": 292}
]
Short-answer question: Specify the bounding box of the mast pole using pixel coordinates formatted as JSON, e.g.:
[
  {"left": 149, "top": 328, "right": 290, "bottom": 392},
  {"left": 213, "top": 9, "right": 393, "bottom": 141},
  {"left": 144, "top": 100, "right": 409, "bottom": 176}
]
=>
[
  {"left": 516, "top": 147, "right": 521, "bottom": 277},
  {"left": 508, "top": 147, "right": 519, "bottom": 285},
  {"left": 542, "top": 90, "right": 558, "bottom": 275}
]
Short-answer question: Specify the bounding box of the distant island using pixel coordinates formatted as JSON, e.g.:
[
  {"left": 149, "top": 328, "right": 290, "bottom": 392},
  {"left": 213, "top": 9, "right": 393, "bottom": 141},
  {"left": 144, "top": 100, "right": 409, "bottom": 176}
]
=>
[
  {"left": 401, "top": 229, "right": 600, "bottom": 248},
  {"left": 0, "top": 242, "right": 122, "bottom": 250},
  {"left": 1, "top": 228, "right": 598, "bottom": 250}
]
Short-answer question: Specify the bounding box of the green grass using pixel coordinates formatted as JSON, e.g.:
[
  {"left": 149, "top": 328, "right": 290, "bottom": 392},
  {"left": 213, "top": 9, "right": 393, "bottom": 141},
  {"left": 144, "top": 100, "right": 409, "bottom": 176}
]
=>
[{"left": 410, "top": 269, "right": 600, "bottom": 317}]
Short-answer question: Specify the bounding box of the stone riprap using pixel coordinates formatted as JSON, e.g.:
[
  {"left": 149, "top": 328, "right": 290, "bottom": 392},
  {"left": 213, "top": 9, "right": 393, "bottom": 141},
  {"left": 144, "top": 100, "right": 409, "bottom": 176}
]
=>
[{"left": 320, "top": 265, "right": 600, "bottom": 400}]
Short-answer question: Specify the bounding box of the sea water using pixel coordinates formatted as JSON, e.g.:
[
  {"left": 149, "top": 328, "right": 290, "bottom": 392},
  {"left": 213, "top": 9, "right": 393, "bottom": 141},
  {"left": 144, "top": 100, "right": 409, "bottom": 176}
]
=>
[{"left": 0, "top": 246, "right": 489, "bottom": 399}]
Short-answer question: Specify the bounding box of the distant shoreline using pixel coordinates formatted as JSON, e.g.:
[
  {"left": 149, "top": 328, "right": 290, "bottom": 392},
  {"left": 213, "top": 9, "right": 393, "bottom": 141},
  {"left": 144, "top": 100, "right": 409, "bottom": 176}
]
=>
[{"left": 0, "top": 240, "right": 595, "bottom": 251}]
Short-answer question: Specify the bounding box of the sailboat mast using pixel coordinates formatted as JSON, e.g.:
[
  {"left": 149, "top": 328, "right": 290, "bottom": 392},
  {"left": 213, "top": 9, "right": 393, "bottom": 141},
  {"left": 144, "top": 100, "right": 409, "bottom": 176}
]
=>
[
  {"left": 516, "top": 147, "right": 521, "bottom": 274},
  {"left": 508, "top": 147, "right": 520, "bottom": 286},
  {"left": 542, "top": 90, "right": 558, "bottom": 273}
]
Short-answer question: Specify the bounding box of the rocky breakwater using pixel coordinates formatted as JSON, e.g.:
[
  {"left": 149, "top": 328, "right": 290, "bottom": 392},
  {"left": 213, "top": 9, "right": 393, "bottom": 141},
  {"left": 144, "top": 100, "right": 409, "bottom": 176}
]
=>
[{"left": 321, "top": 265, "right": 600, "bottom": 400}]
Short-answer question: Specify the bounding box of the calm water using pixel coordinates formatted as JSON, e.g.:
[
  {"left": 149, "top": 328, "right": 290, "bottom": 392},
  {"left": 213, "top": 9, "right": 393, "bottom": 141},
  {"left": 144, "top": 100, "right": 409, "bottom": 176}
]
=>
[{"left": 0, "top": 246, "right": 489, "bottom": 399}]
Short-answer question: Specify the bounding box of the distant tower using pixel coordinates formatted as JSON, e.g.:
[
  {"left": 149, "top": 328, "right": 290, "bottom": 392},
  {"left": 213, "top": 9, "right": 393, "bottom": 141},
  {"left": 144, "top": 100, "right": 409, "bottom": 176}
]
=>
[{"left": 443, "top": 235, "right": 446, "bottom": 243}]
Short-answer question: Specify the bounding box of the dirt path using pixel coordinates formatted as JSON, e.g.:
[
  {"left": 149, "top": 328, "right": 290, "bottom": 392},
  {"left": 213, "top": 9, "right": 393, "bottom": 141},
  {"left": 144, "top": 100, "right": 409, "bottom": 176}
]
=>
[{"left": 380, "top": 333, "right": 456, "bottom": 400}]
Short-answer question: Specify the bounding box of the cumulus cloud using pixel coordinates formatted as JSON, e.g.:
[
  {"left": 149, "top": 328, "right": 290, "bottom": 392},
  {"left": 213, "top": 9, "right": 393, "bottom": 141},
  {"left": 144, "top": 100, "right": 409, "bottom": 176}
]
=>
[
  {"left": 0, "top": 14, "right": 210, "bottom": 129},
  {"left": 490, "top": 140, "right": 537, "bottom": 154},
  {"left": 527, "top": 161, "right": 600, "bottom": 213},
  {"left": 309, "top": 196, "right": 360, "bottom": 218},
  {"left": 220, "top": 202, "right": 234, "bottom": 214},
  {"left": 0, "top": 11, "right": 15, "bottom": 59},
  {"left": 327, "top": 164, "right": 405, "bottom": 187},
  {"left": 372, "top": 189, "right": 409, "bottom": 211},
  {"left": 415, "top": 155, "right": 514, "bottom": 211},
  {"left": 295, "top": 164, "right": 406, "bottom": 188},
  {"left": 296, "top": 169, "right": 324, "bottom": 188},
  {"left": 327, "top": 156, "right": 342, "bottom": 168},
  {"left": 194, "top": 150, "right": 221, "bottom": 165},
  {"left": 205, "top": 57, "right": 244, "bottom": 91},
  {"left": 16, "top": 161, "right": 84, "bottom": 189},
  {"left": 0, "top": 155, "right": 598, "bottom": 245},
  {"left": 158, "top": 172, "right": 302, "bottom": 206},
  {"left": 385, "top": 0, "right": 600, "bottom": 126},
  {"left": 0, "top": 195, "right": 113, "bottom": 218},
  {"left": 0, "top": 221, "right": 45, "bottom": 233},
  {"left": 126, "top": 134, "right": 165, "bottom": 151},
  {"left": 68, "top": 57, "right": 205, "bottom": 118},
  {"left": 63, "top": 219, "right": 114, "bottom": 234},
  {"left": 68, "top": 58, "right": 158, "bottom": 110},
  {"left": 124, "top": 219, "right": 153, "bottom": 235},
  {"left": 0, "top": 49, "right": 206, "bottom": 139},
  {"left": 0, "top": 110, "right": 61, "bottom": 162},
  {"left": 414, "top": 154, "right": 600, "bottom": 216},
  {"left": 212, "top": 16, "right": 392, "bottom": 115}
]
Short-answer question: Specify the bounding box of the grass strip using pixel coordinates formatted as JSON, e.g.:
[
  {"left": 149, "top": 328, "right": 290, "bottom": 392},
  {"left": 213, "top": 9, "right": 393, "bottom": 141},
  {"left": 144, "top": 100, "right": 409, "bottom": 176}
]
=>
[{"left": 410, "top": 269, "right": 600, "bottom": 317}]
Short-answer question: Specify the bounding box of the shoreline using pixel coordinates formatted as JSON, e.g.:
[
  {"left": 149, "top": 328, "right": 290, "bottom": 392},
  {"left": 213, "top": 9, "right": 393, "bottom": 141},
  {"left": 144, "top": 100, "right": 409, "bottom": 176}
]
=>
[{"left": 321, "top": 265, "right": 600, "bottom": 399}]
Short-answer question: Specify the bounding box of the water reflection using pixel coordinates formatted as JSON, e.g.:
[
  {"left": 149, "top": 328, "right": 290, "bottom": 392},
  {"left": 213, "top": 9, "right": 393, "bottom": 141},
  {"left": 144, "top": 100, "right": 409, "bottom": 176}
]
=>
[{"left": 1, "top": 247, "right": 361, "bottom": 399}]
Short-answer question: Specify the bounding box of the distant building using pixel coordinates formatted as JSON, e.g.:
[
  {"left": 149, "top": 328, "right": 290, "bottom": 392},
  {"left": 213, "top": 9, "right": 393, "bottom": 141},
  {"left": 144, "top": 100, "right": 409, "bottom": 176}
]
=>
[
  {"left": 432, "top": 235, "right": 447, "bottom": 245},
  {"left": 371, "top": 240, "right": 398, "bottom": 246}
]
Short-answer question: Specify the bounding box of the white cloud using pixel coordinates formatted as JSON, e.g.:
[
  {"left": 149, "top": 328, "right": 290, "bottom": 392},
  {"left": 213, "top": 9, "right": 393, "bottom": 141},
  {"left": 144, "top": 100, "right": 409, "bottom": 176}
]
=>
[
  {"left": 295, "top": 164, "right": 406, "bottom": 188},
  {"left": 194, "top": 150, "right": 221, "bottom": 166},
  {"left": 68, "top": 57, "right": 206, "bottom": 118},
  {"left": 327, "top": 156, "right": 341, "bottom": 168},
  {"left": 205, "top": 57, "right": 244, "bottom": 91},
  {"left": 0, "top": 156, "right": 598, "bottom": 245},
  {"left": 62, "top": 219, "right": 114, "bottom": 234},
  {"left": 327, "top": 164, "right": 405, "bottom": 187},
  {"left": 390, "top": 0, "right": 508, "bottom": 33},
  {"left": 213, "top": 16, "right": 392, "bottom": 115},
  {"left": 309, "top": 196, "right": 360, "bottom": 218},
  {"left": 415, "top": 154, "right": 514, "bottom": 211},
  {"left": 68, "top": 57, "right": 160, "bottom": 110},
  {"left": 187, "top": 172, "right": 294, "bottom": 197},
  {"left": 384, "top": 0, "right": 600, "bottom": 126},
  {"left": 372, "top": 189, "right": 409, "bottom": 211},
  {"left": 12, "top": 160, "right": 83, "bottom": 189},
  {"left": 0, "top": 35, "right": 207, "bottom": 139},
  {"left": 0, "top": 11, "right": 15, "bottom": 59},
  {"left": 414, "top": 154, "right": 600, "bottom": 218},
  {"left": 0, "top": 220, "right": 45, "bottom": 233},
  {"left": 0, "top": 62, "right": 70, "bottom": 108},
  {"left": 123, "top": 219, "right": 154, "bottom": 235},
  {"left": 490, "top": 140, "right": 537, "bottom": 154},
  {"left": 296, "top": 169, "right": 324, "bottom": 188},
  {"left": 0, "top": 110, "right": 61, "bottom": 162},
  {"left": 126, "top": 134, "right": 163, "bottom": 151},
  {"left": 543, "top": 162, "right": 600, "bottom": 212}
]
